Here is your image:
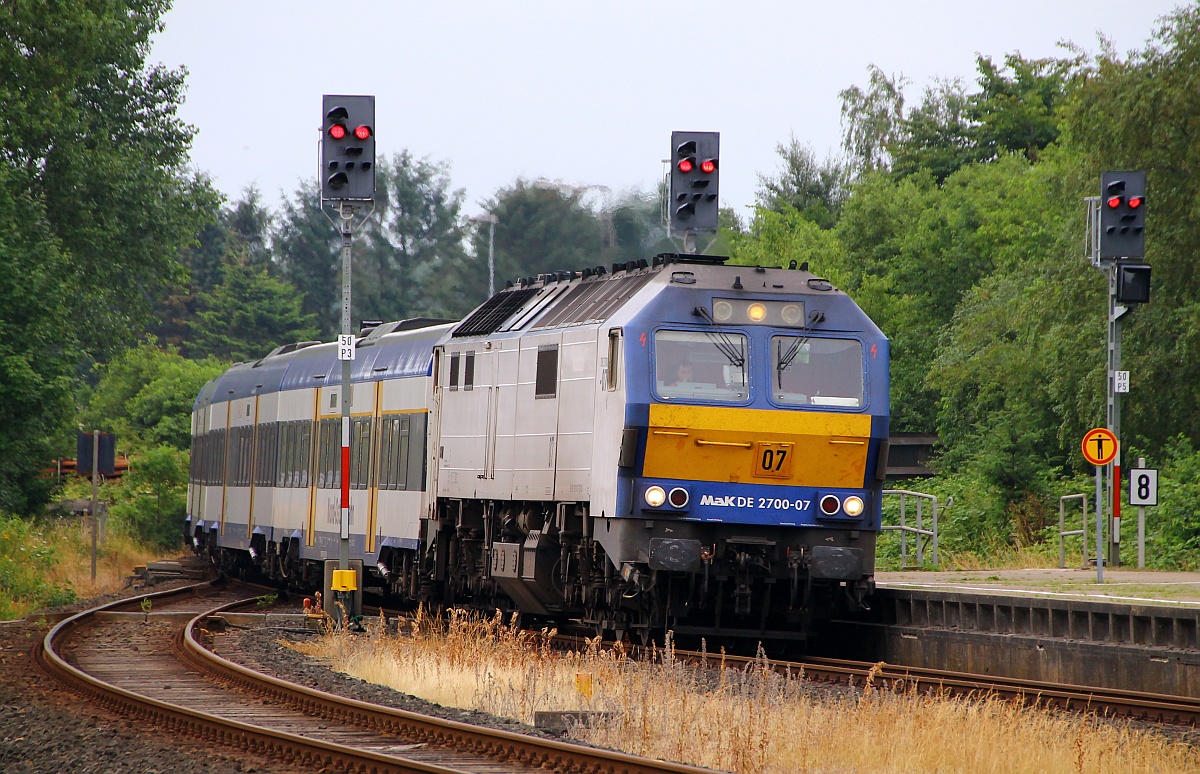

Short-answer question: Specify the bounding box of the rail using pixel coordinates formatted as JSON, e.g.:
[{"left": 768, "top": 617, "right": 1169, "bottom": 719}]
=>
[
  {"left": 1058, "top": 493, "right": 1090, "bottom": 568},
  {"left": 882, "top": 490, "right": 945, "bottom": 568}
]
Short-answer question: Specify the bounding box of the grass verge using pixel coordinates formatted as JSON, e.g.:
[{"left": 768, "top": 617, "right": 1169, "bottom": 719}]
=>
[{"left": 0, "top": 513, "right": 173, "bottom": 620}]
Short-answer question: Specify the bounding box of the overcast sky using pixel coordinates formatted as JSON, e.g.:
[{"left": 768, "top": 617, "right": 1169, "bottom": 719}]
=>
[{"left": 151, "top": 1, "right": 1184, "bottom": 223}]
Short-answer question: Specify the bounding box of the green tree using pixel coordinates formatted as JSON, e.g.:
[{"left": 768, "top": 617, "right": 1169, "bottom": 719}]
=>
[
  {"left": 355, "top": 151, "right": 469, "bottom": 321},
  {"left": 460, "top": 180, "right": 605, "bottom": 304},
  {"left": 0, "top": 0, "right": 216, "bottom": 358},
  {"left": 839, "top": 65, "right": 908, "bottom": 175},
  {"left": 0, "top": 169, "right": 76, "bottom": 512},
  {"left": 1063, "top": 3, "right": 1200, "bottom": 455},
  {"left": 188, "top": 263, "right": 320, "bottom": 362},
  {"left": 109, "top": 445, "right": 188, "bottom": 549},
  {"left": 273, "top": 180, "right": 340, "bottom": 338},
  {"left": 890, "top": 78, "right": 983, "bottom": 182},
  {"left": 601, "top": 188, "right": 673, "bottom": 265},
  {"left": 755, "top": 137, "right": 848, "bottom": 228},
  {"left": 224, "top": 185, "right": 274, "bottom": 269},
  {"left": 79, "top": 341, "right": 227, "bottom": 453},
  {"left": 969, "top": 53, "right": 1080, "bottom": 163}
]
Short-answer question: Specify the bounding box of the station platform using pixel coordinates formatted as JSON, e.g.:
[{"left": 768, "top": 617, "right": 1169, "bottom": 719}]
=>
[
  {"left": 876, "top": 567, "right": 1200, "bottom": 608},
  {"left": 824, "top": 568, "right": 1200, "bottom": 695}
]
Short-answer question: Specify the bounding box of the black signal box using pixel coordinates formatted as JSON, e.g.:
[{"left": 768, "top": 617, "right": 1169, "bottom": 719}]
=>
[
  {"left": 1116, "top": 264, "right": 1151, "bottom": 304},
  {"left": 77, "top": 432, "right": 116, "bottom": 476}
]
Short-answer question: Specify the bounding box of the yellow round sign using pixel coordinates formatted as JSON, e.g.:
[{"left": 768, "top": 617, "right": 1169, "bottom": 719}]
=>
[{"left": 1081, "top": 428, "right": 1118, "bottom": 466}]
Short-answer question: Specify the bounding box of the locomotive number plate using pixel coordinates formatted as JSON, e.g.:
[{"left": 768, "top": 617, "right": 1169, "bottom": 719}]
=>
[{"left": 753, "top": 442, "right": 794, "bottom": 479}]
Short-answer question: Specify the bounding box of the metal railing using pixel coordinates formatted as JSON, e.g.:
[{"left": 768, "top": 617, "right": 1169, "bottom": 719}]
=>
[
  {"left": 1058, "top": 493, "right": 1090, "bottom": 568},
  {"left": 882, "top": 490, "right": 946, "bottom": 568}
]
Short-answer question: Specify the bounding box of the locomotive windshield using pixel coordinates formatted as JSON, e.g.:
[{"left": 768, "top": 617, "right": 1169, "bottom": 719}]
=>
[
  {"left": 773, "top": 335, "right": 864, "bottom": 408},
  {"left": 655, "top": 329, "right": 748, "bottom": 402}
]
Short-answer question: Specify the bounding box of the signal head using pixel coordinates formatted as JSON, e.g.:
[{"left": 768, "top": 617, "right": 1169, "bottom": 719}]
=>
[{"left": 321, "top": 94, "right": 376, "bottom": 202}]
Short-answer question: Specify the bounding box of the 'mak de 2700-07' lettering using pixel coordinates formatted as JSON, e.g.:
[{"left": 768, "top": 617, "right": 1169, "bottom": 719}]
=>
[{"left": 699, "top": 495, "right": 812, "bottom": 510}]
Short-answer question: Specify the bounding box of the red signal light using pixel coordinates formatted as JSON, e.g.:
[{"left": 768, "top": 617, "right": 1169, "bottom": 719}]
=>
[
  {"left": 678, "top": 158, "right": 694, "bottom": 173},
  {"left": 701, "top": 159, "right": 716, "bottom": 174},
  {"left": 354, "top": 125, "right": 372, "bottom": 140},
  {"left": 1106, "top": 196, "right": 1122, "bottom": 209},
  {"left": 329, "top": 124, "right": 347, "bottom": 140},
  {"left": 1128, "top": 196, "right": 1143, "bottom": 209}
]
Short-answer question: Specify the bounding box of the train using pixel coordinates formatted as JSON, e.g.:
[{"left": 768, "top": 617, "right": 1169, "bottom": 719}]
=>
[{"left": 187, "top": 254, "right": 890, "bottom": 642}]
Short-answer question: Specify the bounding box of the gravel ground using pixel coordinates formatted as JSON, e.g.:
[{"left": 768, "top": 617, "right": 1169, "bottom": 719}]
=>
[
  {"left": 0, "top": 576, "right": 569, "bottom": 774},
  {"left": 0, "top": 578, "right": 294, "bottom": 774}
]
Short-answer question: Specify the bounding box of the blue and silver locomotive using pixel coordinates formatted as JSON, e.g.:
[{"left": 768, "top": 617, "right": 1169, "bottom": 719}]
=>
[{"left": 189, "top": 255, "right": 889, "bottom": 641}]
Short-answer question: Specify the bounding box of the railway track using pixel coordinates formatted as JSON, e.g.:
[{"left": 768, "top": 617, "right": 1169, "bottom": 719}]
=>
[
  {"left": 38, "top": 580, "right": 718, "bottom": 774},
  {"left": 674, "top": 648, "right": 1200, "bottom": 727}
]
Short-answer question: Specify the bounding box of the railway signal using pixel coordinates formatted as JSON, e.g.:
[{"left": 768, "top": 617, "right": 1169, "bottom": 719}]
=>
[
  {"left": 669, "top": 130, "right": 720, "bottom": 234},
  {"left": 321, "top": 95, "right": 376, "bottom": 202},
  {"left": 1098, "top": 171, "right": 1145, "bottom": 259},
  {"left": 1115, "top": 263, "right": 1151, "bottom": 304}
]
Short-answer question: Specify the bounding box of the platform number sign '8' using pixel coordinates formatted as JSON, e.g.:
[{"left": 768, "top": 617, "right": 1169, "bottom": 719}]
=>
[{"left": 1129, "top": 468, "right": 1158, "bottom": 507}]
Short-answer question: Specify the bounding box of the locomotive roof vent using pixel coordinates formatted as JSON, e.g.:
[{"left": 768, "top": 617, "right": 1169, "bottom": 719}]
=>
[{"left": 654, "top": 253, "right": 729, "bottom": 266}]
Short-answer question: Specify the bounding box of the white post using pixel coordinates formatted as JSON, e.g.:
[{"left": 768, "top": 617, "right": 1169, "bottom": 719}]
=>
[{"left": 1137, "top": 456, "right": 1146, "bottom": 568}]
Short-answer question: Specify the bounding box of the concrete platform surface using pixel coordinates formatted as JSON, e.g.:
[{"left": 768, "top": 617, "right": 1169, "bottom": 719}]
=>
[{"left": 876, "top": 567, "right": 1200, "bottom": 608}]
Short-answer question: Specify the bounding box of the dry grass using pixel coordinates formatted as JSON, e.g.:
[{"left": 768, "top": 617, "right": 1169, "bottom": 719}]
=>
[
  {"left": 293, "top": 609, "right": 1198, "bottom": 774},
  {"left": 45, "top": 517, "right": 169, "bottom": 599},
  {"left": 0, "top": 514, "right": 174, "bottom": 620}
]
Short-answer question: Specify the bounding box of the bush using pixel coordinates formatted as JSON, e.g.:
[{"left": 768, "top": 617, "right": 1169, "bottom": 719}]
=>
[
  {"left": 108, "top": 445, "right": 188, "bottom": 550},
  {"left": 1144, "top": 437, "right": 1200, "bottom": 570}
]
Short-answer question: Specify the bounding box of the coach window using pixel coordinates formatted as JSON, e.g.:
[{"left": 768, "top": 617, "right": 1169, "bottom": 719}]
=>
[
  {"left": 654, "top": 329, "right": 748, "bottom": 403},
  {"left": 772, "top": 336, "right": 864, "bottom": 408},
  {"left": 299, "top": 420, "right": 313, "bottom": 488},
  {"left": 350, "top": 417, "right": 372, "bottom": 490}
]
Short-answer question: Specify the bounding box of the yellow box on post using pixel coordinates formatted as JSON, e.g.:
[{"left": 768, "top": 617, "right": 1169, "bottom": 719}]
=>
[{"left": 331, "top": 568, "right": 358, "bottom": 592}]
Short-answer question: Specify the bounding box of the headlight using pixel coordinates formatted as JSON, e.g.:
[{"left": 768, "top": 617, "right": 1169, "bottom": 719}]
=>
[
  {"left": 843, "top": 496, "right": 865, "bottom": 516},
  {"left": 819, "top": 494, "right": 841, "bottom": 515},
  {"left": 713, "top": 300, "right": 734, "bottom": 321},
  {"left": 747, "top": 303, "right": 767, "bottom": 322},
  {"left": 645, "top": 486, "right": 667, "bottom": 507},
  {"left": 781, "top": 304, "right": 803, "bottom": 325},
  {"left": 668, "top": 487, "right": 690, "bottom": 508}
]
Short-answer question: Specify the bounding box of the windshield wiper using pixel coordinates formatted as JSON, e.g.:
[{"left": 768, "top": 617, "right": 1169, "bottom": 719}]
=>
[
  {"left": 776, "top": 311, "right": 824, "bottom": 389},
  {"left": 693, "top": 306, "right": 745, "bottom": 368}
]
